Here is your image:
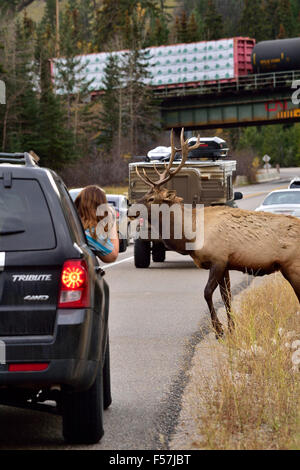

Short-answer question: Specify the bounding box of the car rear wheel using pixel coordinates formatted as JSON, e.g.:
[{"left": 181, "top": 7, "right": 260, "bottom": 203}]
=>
[
  {"left": 119, "top": 237, "right": 127, "bottom": 253},
  {"left": 134, "top": 239, "right": 151, "bottom": 268},
  {"left": 62, "top": 365, "right": 104, "bottom": 444}
]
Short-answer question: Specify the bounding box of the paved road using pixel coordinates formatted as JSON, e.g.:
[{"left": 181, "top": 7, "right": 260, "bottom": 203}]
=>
[{"left": 0, "top": 168, "right": 299, "bottom": 449}]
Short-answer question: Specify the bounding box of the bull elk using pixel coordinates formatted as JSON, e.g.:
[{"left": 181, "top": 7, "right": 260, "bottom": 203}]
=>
[{"left": 136, "top": 129, "right": 300, "bottom": 337}]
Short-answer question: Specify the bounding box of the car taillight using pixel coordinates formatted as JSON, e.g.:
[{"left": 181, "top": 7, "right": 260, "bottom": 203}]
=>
[{"left": 58, "top": 260, "right": 90, "bottom": 308}]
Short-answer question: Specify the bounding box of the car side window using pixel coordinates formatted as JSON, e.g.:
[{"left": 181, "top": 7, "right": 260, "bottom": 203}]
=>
[{"left": 55, "top": 179, "right": 86, "bottom": 246}]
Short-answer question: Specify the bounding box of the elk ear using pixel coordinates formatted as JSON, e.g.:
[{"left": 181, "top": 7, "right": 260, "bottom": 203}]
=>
[{"left": 164, "top": 190, "right": 182, "bottom": 203}]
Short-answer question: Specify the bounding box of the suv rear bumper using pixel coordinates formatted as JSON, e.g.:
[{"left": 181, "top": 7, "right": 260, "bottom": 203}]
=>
[
  {"left": 0, "top": 308, "right": 105, "bottom": 391},
  {"left": 0, "top": 359, "right": 98, "bottom": 391}
]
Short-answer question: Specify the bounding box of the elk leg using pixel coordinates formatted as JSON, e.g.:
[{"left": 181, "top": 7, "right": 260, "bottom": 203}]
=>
[
  {"left": 219, "top": 269, "right": 234, "bottom": 332},
  {"left": 281, "top": 268, "right": 300, "bottom": 303},
  {"left": 204, "top": 265, "right": 225, "bottom": 338}
]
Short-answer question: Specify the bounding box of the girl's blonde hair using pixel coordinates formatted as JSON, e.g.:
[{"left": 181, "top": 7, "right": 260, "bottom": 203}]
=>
[{"left": 75, "top": 185, "right": 108, "bottom": 239}]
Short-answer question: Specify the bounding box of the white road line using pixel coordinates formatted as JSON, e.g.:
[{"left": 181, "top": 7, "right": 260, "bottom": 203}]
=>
[{"left": 103, "top": 256, "right": 134, "bottom": 269}]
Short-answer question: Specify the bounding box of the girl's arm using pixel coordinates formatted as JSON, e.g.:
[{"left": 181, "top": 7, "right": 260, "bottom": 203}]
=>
[
  {"left": 100, "top": 236, "right": 119, "bottom": 263},
  {"left": 86, "top": 209, "right": 119, "bottom": 263}
]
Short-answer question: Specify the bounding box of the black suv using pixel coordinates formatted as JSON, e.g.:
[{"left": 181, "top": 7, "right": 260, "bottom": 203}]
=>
[{"left": 0, "top": 152, "right": 111, "bottom": 444}]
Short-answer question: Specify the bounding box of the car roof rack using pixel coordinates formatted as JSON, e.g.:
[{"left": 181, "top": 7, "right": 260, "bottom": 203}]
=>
[{"left": 0, "top": 152, "right": 39, "bottom": 167}]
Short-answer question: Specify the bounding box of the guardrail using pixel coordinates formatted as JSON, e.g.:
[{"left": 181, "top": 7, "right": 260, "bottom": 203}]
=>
[{"left": 154, "top": 70, "right": 300, "bottom": 98}]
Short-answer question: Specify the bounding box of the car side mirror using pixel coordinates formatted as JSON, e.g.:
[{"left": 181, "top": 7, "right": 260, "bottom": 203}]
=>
[{"left": 234, "top": 191, "right": 243, "bottom": 201}]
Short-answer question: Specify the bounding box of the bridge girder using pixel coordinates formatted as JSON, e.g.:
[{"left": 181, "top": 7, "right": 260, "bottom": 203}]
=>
[{"left": 161, "top": 89, "right": 300, "bottom": 131}]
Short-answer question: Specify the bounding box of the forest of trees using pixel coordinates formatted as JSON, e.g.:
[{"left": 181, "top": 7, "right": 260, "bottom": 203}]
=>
[{"left": 0, "top": 0, "right": 300, "bottom": 186}]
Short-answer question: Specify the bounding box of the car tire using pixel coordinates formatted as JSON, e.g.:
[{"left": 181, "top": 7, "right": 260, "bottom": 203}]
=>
[
  {"left": 134, "top": 239, "right": 151, "bottom": 268},
  {"left": 152, "top": 243, "right": 166, "bottom": 263},
  {"left": 62, "top": 365, "right": 104, "bottom": 444},
  {"left": 103, "top": 334, "right": 112, "bottom": 410}
]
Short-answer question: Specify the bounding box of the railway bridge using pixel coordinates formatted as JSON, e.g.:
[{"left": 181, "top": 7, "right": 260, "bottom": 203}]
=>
[{"left": 156, "top": 70, "right": 300, "bottom": 131}]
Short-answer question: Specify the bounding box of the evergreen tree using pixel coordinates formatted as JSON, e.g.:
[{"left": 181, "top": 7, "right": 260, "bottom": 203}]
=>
[
  {"left": 177, "top": 10, "right": 189, "bottom": 43},
  {"left": 121, "top": 46, "right": 159, "bottom": 156},
  {"left": 190, "top": 7, "right": 205, "bottom": 41},
  {"left": 58, "top": 0, "right": 94, "bottom": 54},
  {"left": 277, "top": 23, "right": 287, "bottom": 38},
  {"left": 203, "top": 0, "right": 224, "bottom": 40},
  {"left": 55, "top": 17, "right": 95, "bottom": 154},
  {"left": 9, "top": 15, "right": 40, "bottom": 152},
  {"left": 214, "top": 0, "right": 244, "bottom": 37},
  {"left": 120, "top": 5, "right": 159, "bottom": 156},
  {"left": 263, "top": 0, "right": 280, "bottom": 40},
  {"left": 36, "top": 88, "right": 77, "bottom": 169},
  {"left": 148, "top": 15, "right": 169, "bottom": 46},
  {"left": 238, "top": 124, "right": 300, "bottom": 167},
  {"left": 77, "top": 0, "right": 94, "bottom": 50},
  {"left": 93, "top": 0, "right": 163, "bottom": 51},
  {"left": 59, "top": 0, "right": 82, "bottom": 55},
  {"left": 187, "top": 12, "right": 201, "bottom": 42},
  {"left": 189, "top": 0, "right": 207, "bottom": 16},
  {"left": 0, "top": 0, "right": 36, "bottom": 14},
  {"left": 187, "top": 0, "right": 246, "bottom": 38},
  {"left": 172, "top": 15, "right": 181, "bottom": 43},
  {"left": 239, "top": 0, "right": 266, "bottom": 42},
  {"left": 44, "top": 0, "right": 57, "bottom": 29},
  {"left": 33, "top": 21, "right": 76, "bottom": 169},
  {"left": 173, "top": 10, "right": 201, "bottom": 44},
  {"left": 0, "top": 16, "right": 39, "bottom": 152},
  {"left": 291, "top": 0, "right": 300, "bottom": 32},
  {"left": 98, "top": 54, "right": 123, "bottom": 152},
  {"left": 276, "top": 0, "right": 295, "bottom": 37}
]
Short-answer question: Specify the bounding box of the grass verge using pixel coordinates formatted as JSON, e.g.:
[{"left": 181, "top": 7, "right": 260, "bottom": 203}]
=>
[
  {"left": 170, "top": 274, "right": 300, "bottom": 450},
  {"left": 67, "top": 185, "right": 128, "bottom": 195},
  {"left": 102, "top": 186, "right": 128, "bottom": 196}
]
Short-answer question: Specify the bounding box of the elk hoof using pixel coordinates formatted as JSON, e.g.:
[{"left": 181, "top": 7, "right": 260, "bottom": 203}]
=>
[{"left": 215, "top": 327, "right": 224, "bottom": 340}]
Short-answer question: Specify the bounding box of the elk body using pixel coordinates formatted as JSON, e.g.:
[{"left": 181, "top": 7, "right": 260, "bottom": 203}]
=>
[{"left": 136, "top": 129, "right": 300, "bottom": 337}]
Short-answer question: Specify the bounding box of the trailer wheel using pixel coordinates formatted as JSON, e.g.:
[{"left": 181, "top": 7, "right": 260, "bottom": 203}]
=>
[
  {"left": 134, "top": 239, "right": 151, "bottom": 268},
  {"left": 152, "top": 243, "right": 166, "bottom": 263}
]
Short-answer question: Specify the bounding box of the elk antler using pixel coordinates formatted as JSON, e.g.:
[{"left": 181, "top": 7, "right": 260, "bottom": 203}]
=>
[{"left": 135, "top": 128, "right": 201, "bottom": 189}]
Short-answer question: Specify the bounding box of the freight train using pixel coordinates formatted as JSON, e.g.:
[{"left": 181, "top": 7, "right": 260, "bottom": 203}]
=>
[
  {"left": 51, "top": 37, "right": 300, "bottom": 93},
  {"left": 251, "top": 37, "right": 300, "bottom": 74}
]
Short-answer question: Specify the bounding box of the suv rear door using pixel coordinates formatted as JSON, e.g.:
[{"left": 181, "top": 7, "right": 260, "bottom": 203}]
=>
[{"left": 0, "top": 174, "right": 61, "bottom": 336}]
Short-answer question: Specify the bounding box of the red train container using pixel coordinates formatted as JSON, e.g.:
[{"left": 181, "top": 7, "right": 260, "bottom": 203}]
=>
[{"left": 233, "top": 37, "right": 256, "bottom": 77}]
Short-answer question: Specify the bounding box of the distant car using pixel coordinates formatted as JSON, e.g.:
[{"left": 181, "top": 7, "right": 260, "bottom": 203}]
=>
[
  {"left": 255, "top": 189, "right": 300, "bottom": 218},
  {"left": 104, "top": 194, "right": 130, "bottom": 252},
  {"left": 69, "top": 188, "right": 129, "bottom": 252},
  {"left": 289, "top": 177, "right": 300, "bottom": 189}
]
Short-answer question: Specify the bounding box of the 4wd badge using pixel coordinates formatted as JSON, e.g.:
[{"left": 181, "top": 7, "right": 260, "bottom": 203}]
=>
[{"left": 24, "top": 295, "right": 49, "bottom": 301}]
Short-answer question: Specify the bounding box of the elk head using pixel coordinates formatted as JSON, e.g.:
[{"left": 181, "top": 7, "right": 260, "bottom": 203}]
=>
[{"left": 136, "top": 128, "right": 201, "bottom": 208}]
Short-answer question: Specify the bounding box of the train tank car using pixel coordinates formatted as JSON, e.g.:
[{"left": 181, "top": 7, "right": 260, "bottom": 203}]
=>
[{"left": 252, "top": 37, "right": 300, "bottom": 74}]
